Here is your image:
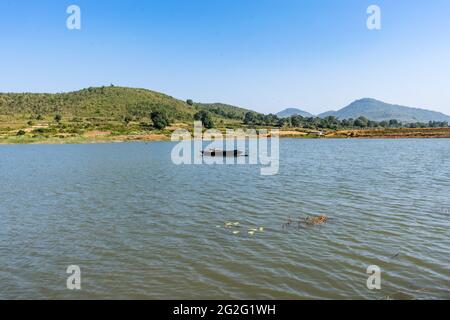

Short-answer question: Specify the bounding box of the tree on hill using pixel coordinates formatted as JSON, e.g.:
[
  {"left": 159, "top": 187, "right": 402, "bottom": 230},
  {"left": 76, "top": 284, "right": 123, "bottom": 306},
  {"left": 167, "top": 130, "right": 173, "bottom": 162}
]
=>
[
  {"left": 54, "top": 114, "right": 62, "bottom": 123},
  {"left": 194, "top": 110, "right": 214, "bottom": 129},
  {"left": 186, "top": 99, "right": 194, "bottom": 106},
  {"left": 243, "top": 112, "right": 257, "bottom": 125},
  {"left": 150, "top": 111, "right": 170, "bottom": 130},
  {"left": 123, "top": 115, "right": 132, "bottom": 126}
]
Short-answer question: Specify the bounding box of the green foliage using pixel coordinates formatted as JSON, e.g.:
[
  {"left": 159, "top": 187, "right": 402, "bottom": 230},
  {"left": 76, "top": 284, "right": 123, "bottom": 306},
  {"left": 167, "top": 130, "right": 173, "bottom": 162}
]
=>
[
  {"left": 54, "top": 114, "right": 62, "bottom": 123},
  {"left": 32, "top": 127, "right": 56, "bottom": 134},
  {"left": 186, "top": 99, "right": 194, "bottom": 106},
  {"left": 150, "top": 111, "right": 170, "bottom": 130},
  {"left": 196, "top": 103, "right": 251, "bottom": 120},
  {"left": 0, "top": 87, "right": 256, "bottom": 130},
  {"left": 244, "top": 111, "right": 448, "bottom": 130},
  {"left": 0, "top": 87, "right": 201, "bottom": 121},
  {"left": 194, "top": 110, "right": 214, "bottom": 129},
  {"left": 243, "top": 112, "right": 257, "bottom": 125},
  {"left": 354, "top": 116, "right": 369, "bottom": 128},
  {"left": 16, "top": 130, "right": 26, "bottom": 136},
  {"left": 123, "top": 115, "right": 132, "bottom": 126},
  {"left": 290, "top": 115, "right": 303, "bottom": 127}
]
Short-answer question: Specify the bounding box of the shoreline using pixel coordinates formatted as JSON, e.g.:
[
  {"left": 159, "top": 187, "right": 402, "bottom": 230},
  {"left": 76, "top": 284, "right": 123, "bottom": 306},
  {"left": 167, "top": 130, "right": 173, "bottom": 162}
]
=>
[
  {"left": 2, "top": 130, "right": 450, "bottom": 145},
  {"left": 2, "top": 122, "right": 450, "bottom": 145}
]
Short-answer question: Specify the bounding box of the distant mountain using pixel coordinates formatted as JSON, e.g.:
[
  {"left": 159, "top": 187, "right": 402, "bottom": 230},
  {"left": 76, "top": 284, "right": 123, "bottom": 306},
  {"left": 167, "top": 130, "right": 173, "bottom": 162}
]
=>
[
  {"left": 318, "top": 98, "right": 450, "bottom": 123},
  {"left": 277, "top": 108, "right": 314, "bottom": 118}
]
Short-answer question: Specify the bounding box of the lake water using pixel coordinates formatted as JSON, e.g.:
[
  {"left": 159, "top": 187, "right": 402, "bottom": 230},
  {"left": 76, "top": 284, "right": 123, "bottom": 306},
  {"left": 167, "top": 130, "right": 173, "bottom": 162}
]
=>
[{"left": 0, "top": 139, "right": 449, "bottom": 299}]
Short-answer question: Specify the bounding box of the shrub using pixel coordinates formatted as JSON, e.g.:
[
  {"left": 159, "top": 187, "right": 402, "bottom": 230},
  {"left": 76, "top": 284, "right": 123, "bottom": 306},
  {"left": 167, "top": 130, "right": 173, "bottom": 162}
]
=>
[
  {"left": 54, "top": 114, "right": 62, "bottom": 123},
  {"left": 194, "top": 110, "right": 214, "bottom": 129},
  {"left": 123, "top": 115, "right": 132, "bottom": 126},
  {"left": 150, "top": 111, "right": 170, "bottom": 130}
]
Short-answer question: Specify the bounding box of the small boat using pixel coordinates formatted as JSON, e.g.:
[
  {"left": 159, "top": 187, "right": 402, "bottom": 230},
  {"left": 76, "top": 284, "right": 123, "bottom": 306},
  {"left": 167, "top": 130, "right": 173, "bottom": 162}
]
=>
[{"left": 201, "top": 148, "right": 244, "bottom": 157}]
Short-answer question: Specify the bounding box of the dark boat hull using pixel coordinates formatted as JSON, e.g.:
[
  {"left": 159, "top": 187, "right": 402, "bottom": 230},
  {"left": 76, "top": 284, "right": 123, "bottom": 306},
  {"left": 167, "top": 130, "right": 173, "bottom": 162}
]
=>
[{"left": 201, "top": 150, "right": 243, "bottom": 157}]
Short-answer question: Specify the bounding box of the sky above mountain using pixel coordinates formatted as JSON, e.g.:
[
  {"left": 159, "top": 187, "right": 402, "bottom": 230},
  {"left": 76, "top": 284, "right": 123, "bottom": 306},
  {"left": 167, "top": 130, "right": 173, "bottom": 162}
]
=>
[{"left": 1, "top": 0, "right": 450, "bottom": 115}]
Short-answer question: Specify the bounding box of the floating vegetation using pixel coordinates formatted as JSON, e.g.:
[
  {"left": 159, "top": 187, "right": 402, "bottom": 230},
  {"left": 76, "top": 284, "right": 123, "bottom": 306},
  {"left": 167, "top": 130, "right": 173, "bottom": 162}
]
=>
[
  {"left": 247, "top": 226, "right": 265, "bottom": 236},
  {"left": 283, "top": 215, "right": 330, "bottom": 230},
  {"left": 219, "top": 221, "right": 264, "bottom": 237},
  {"left": 304, "top": 215, "right": 328, "bottom": 225},
  {"left": 224, "top": 221, "right": 240, "bottom": 227}
]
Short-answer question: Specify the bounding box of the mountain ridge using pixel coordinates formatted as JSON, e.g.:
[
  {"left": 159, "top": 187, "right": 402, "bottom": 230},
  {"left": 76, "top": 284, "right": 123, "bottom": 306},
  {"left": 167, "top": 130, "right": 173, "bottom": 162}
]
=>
[
  {"left": 317, "top": 98, "right": 450, "bottom": 123},
  {"left": 1, "top": 87, "right": 449, "bottom": 124}
]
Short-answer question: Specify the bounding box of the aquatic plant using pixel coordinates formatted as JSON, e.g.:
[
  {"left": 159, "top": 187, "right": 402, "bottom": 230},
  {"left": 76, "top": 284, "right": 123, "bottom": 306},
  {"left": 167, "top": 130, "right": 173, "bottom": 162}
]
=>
[{"left": 304, "top": 215, "right": 328, "bottom": 225}]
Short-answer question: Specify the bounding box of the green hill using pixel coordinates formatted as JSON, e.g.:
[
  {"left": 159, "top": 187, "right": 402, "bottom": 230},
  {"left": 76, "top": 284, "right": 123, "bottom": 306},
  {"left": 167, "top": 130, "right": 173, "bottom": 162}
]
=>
[
  {"left": 0, "top": 86, "right": 252, "bottom": 122},
  {"left": 194, "top": 102, "right": 254, "bottom": 120}
]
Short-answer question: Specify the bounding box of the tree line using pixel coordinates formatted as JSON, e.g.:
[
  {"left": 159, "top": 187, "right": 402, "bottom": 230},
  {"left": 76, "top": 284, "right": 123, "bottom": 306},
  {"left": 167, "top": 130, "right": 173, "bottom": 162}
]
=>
[
  {"left": 144, "top": 110, "right": 215, "bottom": 130},
  {"left": 243, "top": 112, "right": 449, "bottom": 130},
  {"left": 143, "top": 110, "right": 449, "bottom": 130}
]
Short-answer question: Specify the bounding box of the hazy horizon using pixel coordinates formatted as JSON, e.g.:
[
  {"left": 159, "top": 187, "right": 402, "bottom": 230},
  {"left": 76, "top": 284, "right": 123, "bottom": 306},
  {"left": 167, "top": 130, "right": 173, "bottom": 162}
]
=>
[{"left": 1, "top": 0, "right": 449, "bottom": 114}]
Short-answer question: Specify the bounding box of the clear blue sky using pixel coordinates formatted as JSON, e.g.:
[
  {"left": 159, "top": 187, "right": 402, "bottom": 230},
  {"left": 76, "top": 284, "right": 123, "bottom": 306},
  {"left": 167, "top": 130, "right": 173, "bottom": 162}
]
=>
[{"left": 1, "top": 0, "right": 450, "bottom": 115}]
